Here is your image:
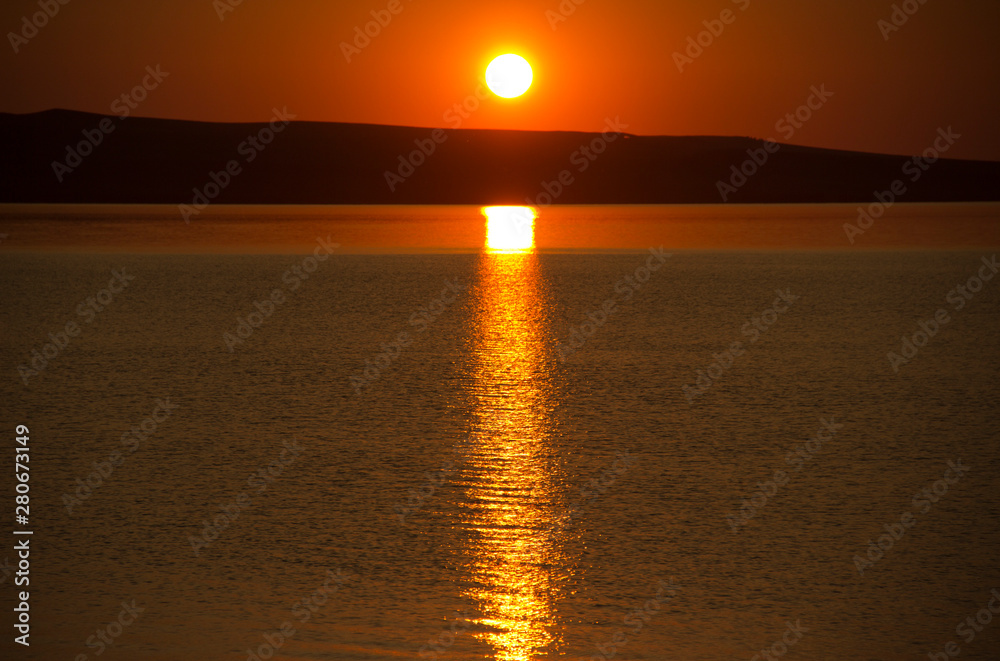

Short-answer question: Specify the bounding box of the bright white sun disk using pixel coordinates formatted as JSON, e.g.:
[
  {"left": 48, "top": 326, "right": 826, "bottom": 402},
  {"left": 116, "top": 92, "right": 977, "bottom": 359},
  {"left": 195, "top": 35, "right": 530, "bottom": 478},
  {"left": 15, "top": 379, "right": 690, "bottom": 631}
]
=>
[{"left": 485, "top": 54, "right": 533, "bottom": 98}]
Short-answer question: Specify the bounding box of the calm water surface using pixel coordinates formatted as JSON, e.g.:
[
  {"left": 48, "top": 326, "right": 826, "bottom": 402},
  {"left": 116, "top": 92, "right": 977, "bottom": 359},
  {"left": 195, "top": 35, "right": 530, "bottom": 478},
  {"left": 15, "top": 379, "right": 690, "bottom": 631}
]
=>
[{"left": 0, "top": 205, "right": 998, "bottom": 660}]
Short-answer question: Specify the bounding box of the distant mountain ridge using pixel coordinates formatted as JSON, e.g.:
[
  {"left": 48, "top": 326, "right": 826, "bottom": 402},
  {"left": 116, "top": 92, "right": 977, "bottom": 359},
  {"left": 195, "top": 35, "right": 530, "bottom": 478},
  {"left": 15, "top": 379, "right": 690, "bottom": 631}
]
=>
[{"left": 1, "top": 109, "right": 997, "bottom": 205}]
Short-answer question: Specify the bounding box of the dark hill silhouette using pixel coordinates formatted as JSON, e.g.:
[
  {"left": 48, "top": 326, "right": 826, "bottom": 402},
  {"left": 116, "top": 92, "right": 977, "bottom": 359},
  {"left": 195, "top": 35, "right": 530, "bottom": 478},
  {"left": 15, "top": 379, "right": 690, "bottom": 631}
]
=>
[{"left": 1, "top": 109, "right": 997, "bottom": 204}]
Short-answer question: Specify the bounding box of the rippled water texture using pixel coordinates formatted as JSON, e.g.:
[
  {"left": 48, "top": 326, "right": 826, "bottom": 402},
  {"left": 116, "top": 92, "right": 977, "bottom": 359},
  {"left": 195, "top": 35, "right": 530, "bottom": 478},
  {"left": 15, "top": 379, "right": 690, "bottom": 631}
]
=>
[{"left": 0, "top": 205, "right": 998, "bottom": 660}]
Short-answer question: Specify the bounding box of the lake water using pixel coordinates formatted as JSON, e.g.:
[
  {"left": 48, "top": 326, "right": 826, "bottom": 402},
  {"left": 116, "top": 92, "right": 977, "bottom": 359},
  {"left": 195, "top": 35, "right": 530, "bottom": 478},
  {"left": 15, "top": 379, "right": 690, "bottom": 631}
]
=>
[{"left": 1, "top": 204, "right": 998, "bottom": 660}]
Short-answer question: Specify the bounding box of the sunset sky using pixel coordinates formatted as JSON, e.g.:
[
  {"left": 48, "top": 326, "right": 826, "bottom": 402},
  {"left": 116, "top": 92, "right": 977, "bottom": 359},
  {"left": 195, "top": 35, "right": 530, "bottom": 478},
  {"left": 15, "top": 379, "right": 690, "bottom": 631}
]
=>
[{"left": 2, "top": 0, "right": 998, "bottom": 160}]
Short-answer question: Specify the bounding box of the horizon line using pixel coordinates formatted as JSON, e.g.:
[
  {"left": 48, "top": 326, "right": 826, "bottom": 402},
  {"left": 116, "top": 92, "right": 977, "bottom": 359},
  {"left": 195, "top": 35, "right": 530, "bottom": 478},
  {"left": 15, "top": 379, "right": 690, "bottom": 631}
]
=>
[{"left": 5, "top": 108, "right": 996, "bottom": 163}]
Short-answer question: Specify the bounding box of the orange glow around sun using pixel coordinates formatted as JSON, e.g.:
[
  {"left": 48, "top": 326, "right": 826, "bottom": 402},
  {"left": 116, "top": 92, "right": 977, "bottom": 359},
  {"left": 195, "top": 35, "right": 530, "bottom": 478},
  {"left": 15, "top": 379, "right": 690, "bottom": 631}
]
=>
[{"left": 483, "top": 206, "right": 536, "bottom": 253}]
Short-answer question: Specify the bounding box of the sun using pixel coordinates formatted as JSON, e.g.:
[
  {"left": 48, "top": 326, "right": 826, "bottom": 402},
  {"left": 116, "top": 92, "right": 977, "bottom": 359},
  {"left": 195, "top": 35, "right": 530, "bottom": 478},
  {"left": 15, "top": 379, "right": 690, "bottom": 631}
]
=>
[{"left": 485, "top": 54, "right": 533, "bottom": 99}]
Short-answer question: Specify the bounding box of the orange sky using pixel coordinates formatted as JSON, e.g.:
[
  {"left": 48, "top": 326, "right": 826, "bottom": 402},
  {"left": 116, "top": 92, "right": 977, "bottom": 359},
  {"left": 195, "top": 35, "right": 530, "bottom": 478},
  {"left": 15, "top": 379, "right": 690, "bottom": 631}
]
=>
[{"left": 2, "top": 0, "right": 998, "bottom": 160}]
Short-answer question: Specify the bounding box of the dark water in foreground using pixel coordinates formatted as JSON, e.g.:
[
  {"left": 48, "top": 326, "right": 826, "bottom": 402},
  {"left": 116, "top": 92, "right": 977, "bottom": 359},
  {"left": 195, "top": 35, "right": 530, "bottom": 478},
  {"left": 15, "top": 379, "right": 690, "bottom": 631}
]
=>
[{"left": 1, "top": 248, "right": 999, "bottom": 660}]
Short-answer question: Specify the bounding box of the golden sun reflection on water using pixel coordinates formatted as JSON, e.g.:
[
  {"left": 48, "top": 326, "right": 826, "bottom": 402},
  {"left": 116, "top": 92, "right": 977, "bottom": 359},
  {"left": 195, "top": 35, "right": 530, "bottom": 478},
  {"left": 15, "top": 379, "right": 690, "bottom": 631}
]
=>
[
  {"left": 483, "top": 206, "right": 536, "bottom": 254},
  {"left": 459, "top": 221, "right": 568, "bottom": 660}
]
